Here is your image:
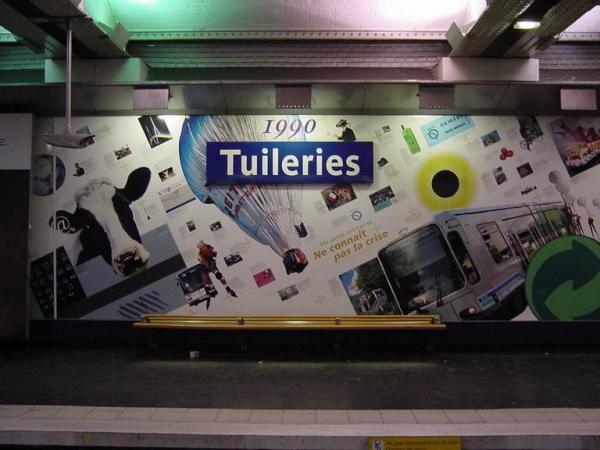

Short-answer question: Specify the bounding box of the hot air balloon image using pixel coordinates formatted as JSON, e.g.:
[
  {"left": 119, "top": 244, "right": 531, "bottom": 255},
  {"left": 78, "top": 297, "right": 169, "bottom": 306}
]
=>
[{"left": 179, "top": 115, "right": 309, "bottom": 275}]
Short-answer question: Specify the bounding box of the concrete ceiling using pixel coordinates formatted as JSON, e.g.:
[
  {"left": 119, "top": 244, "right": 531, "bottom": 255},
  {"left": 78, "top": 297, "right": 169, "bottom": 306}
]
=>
[
  {"left": 0, "top": 0, "right": 598, "bottom": 114},
  {"left": 94, "top": 0, "right": 480, "bottom": 40}
]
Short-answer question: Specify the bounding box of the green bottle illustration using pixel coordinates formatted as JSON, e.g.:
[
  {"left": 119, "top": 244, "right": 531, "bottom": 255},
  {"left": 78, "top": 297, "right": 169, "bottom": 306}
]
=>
[{"left": 402, "top": 125, "right": 421, "bottom": 154}]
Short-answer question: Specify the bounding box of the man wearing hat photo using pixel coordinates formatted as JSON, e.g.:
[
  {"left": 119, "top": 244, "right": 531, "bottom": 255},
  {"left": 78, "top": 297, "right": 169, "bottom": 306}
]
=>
[{"left": 336, "top": 119, "right": 357, "bottom": 142}]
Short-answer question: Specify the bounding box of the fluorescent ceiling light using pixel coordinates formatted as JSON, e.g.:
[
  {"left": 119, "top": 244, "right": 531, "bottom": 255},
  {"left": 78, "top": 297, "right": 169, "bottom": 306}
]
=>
[{"left": 514, "top": 19, "right": 541, "bottom": 30}]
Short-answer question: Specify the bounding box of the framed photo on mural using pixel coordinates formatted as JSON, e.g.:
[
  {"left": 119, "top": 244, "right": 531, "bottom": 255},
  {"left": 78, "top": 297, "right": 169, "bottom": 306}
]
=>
[{"left": 550, "top": 117, "right": 600, "bottom": 177}]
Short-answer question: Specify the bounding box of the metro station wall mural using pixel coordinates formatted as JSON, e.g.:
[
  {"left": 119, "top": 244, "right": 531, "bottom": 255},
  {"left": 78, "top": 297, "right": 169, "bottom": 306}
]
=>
[{"left": 28, "top": 114, "right": 600, "bottom": 321}]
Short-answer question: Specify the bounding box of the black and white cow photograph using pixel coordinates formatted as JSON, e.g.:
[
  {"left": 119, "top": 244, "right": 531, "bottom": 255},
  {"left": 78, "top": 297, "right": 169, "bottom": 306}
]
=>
[{"left": 50, "top": 167, "right": 152, "bottom": 277}]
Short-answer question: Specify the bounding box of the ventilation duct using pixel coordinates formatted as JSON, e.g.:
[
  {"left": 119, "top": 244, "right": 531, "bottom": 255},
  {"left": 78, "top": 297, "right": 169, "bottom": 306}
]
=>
[
  {"left": 276, "top": 85, "right": 311, "bottom": 109},
  {"left": 419, "top": 86, "right": 455, "bottom": 109},
  {"left": 560, "top": 89, "right": 598, "bottom": 111}
]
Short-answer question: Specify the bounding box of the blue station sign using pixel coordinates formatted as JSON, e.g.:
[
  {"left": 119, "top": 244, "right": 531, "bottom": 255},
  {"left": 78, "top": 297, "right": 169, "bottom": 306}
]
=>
[{"left": 206, "top": 141, "right": 373, "bottom": 184}]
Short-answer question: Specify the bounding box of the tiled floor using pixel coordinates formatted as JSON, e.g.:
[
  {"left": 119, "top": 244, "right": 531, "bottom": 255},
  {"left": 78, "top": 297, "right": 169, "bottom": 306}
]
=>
[
  {"left": 1, "top": 405, "right": 600, "bottom": 449},
  {"left": 1, "top": 404, "right": 599, "bottom": 425},
  {"left": 1, "top": 347, "right": 600, "bottom": 447}
]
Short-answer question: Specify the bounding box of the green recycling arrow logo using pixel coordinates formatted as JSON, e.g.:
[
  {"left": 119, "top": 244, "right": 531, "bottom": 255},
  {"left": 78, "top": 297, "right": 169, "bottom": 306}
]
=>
[{"left": 525, "top": 235, "right": 600, "bottom": 320}]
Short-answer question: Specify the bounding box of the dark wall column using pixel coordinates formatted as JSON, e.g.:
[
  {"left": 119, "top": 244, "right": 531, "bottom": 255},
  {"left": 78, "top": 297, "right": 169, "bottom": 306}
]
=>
[
  {"left": 0, "top": 96, "right": 33, "bottom": 341},
  {"left": 0, "top": 170, "right": 30, "bottom": 339}
]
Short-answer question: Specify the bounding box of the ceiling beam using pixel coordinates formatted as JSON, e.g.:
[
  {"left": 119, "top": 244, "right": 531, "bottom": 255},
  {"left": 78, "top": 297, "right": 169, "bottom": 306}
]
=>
[
  {"left": 447, "top": 0, "right": 536, "bottom": 57},
  {"left": 436, "top": 57, "right": 539, "bottom": 82},
  {"left": 504, "top": 0, "right": 599, "bottom": 57},
  {"left": 127, "top": 30, "right": 449, "bottom": 42},
  {"left": 29, "top": 0, "right": 129, "bottom": 58},
  {"left": 0, "top": 0, "right": 65, "bottom": 57}
]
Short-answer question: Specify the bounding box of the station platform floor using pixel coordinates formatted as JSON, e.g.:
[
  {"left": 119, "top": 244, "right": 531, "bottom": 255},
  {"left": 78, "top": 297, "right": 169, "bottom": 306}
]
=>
[{"left": 1, "top": 345, "right": 600, "bottom": 449}]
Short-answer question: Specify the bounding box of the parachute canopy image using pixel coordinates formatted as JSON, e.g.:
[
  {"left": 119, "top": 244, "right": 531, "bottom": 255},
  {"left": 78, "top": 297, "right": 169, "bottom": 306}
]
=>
[{"left": 179, "top": 115, "right": 308, "bottom": 275}]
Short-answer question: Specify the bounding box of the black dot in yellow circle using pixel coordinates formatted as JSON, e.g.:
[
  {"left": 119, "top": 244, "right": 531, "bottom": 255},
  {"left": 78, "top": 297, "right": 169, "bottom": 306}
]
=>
[
  {"left": 432, "top": 170, "right": 460, "bottom": 198},
  {"left": 416, "top": 153, "right": 477, "bottom": 211}
]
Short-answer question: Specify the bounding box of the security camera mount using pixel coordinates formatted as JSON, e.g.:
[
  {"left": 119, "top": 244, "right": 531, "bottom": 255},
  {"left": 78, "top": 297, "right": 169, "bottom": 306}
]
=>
[{"left": 42, "top": 19, "right": 95, "bottom": 149}]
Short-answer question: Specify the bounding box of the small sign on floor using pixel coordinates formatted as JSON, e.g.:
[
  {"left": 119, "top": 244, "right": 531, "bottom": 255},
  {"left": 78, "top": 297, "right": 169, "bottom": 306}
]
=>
[{"left": 368, "top": 436, "right": 461, "bottom": 450}]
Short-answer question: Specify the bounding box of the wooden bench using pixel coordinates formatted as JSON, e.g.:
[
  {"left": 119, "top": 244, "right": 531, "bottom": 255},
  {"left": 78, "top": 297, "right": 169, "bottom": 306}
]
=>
[{"left": 134, "top": 314, "right": 446, "bottom": 330}]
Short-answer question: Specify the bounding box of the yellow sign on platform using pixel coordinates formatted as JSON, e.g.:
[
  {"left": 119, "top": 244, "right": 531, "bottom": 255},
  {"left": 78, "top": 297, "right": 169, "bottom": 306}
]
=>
[{"left": 368, "top": 436, "right": 461, "bottom": 450}]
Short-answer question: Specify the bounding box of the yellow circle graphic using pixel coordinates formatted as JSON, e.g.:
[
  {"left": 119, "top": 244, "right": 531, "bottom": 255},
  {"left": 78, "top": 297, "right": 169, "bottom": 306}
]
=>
[{"left": 415, "top": 153, "right": 477, "bottom": 211}]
